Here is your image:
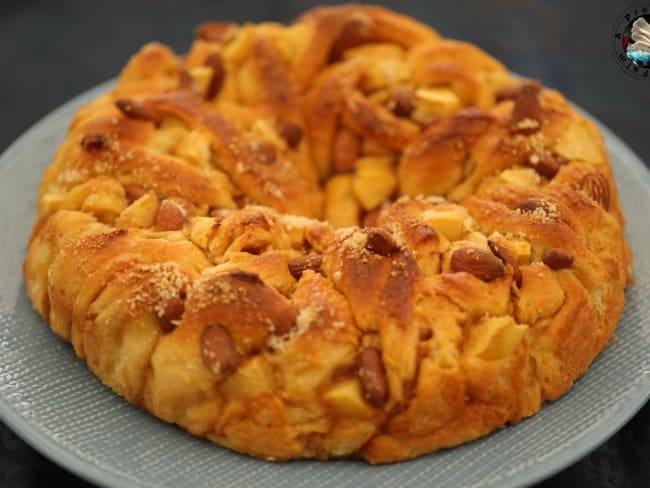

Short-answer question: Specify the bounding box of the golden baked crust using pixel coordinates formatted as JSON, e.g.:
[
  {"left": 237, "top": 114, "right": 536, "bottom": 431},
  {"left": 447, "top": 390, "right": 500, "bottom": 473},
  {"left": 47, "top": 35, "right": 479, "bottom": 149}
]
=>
[{"left": 24, "top": 4, "right": 631, "bottom": 463}]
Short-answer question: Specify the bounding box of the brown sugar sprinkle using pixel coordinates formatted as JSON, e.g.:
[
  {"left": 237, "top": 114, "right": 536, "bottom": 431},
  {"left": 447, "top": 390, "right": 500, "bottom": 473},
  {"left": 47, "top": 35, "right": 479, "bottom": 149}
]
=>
[
  {"left": 70, "top": 229, "right": 127, "bottom": 258},
  {"left": 450, "top": 247, "right": 505, "bottom": 282},
  {"left": 115, "top": 98, "right": 162, "bottom": 126},
  {"left": 125, "top": 263, "right": 189, "bottom": 320},
  {"left": 542, "top": 248, "right": 574, "bottom": 270},
  {"left": 515, "top": 198, "right": 549, "bottom": 213},
  {"left": 288, "top": 255, "right": 323, "bottom": 279},
  {"left": 488, "top": 240, "right": 522, "bottom": 287},
  {"left": 389, "top": 87, "right": 416, "bottom": 117},
  {"left": 203, "top": 52, "right": 226, "bottom": 99},
  {"left": 80, "top": 132, "right": 108, "bottom": 152},
  {"left": 276, "top": 119, "right": 303, "bottom": 149},
  {"left": 359, "top": 347, "right": 388, "bottom": 407},
  {"left": 365, "top": 228, "right": 400, "bottom": 256}
]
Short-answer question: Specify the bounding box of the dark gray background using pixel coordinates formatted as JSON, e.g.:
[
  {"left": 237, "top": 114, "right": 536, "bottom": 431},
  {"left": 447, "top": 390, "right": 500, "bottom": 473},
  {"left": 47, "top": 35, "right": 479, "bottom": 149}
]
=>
[{"left": 0, "top": 0, "right": 648, "bottom": 486}]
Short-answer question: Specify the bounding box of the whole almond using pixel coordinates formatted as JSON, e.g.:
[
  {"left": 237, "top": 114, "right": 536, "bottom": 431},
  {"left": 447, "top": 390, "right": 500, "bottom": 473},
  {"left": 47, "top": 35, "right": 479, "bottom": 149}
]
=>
[
  {"left": 527, "top": 152, "right": 565, "bottom": 179},
  {"left": 359, "top": 347, "right": 388, "bottom": 407},
  {"left": 389, "top": 87, "right": 416, "bottom": 117},
  {"left": 332, "top": 128, "right": 361, "bottom": 173},
  {"left": 514, "top": 198, "right": 557, "bottom": 218},
  {"left": 450, "top": 247, "right": 505, "bottom": 282},
  {"left": 580, "top": 171, "right": 610, "bottom": 210},
  {"left": 496, "top": 79, "right": 542, "bottom": 102},
  {"left": 80, "top": 132, "right": 108, "bottom": 152},
  {"left": 288, "top": 255, "right": 323, "bottom": 279},
  {"left": 203, "top": 52, "right": 225, "bottom": 100},
  {"left": 115, "top": 98, "right": 162, "bottom": 126},
  {"left": 248, "top": 139, "right": 277, "bottom": 164},
  {"left": 233, "top": 194, "right": 249, "bottom": 209},
  {"left": 488, "top": 240, "right": 522, "bottom": 287},
  {"left": 224, "top": 270, "right": 297, "bottom": 336},
  {"left": 406, "top": 222, "right": 438, "bottom": 246},
  {"left": 159, "top": 296, "right": 185, "bottom": 331},
  {"left": 515, "top": 198, "right": 546, "bottom": 213},
  {"left": 365, "top": 228, "right": 400, "bottom": 256},
  {"left": 510, "top": 80, "right": 543, "bottom": 135},
  {"left": 201, "top": 324, "right": 238, "bottom": 375},
  {"left": 276, "top": 119, "right": 303, "bottom": 149},
  {"left": 155, "top": 197, "right": 196, "bottom": 231},
  {"left": 542, "top": 248, "right": 574, "bottom": 270},
  {"left": 123, "top": 184, "right": 148, "bottom": 202}
]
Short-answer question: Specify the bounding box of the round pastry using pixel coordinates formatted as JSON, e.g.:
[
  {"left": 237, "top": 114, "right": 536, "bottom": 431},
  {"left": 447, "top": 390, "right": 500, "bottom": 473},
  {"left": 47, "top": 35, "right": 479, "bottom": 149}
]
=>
[{"left": 23, "top": 4, "right": 632, "bottom": 463}]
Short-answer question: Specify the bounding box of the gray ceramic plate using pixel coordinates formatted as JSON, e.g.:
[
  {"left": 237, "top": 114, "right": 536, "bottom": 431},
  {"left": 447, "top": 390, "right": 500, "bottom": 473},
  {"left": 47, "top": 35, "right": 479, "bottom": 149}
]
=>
[{"left": 0, "top": 80, "right": 649, "bottom": 488}]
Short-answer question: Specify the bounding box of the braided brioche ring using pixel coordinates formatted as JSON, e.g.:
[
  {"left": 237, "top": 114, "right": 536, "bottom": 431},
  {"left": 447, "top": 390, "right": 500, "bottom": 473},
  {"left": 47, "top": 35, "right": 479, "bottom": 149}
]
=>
[{"left": 24, "top": 5, "right": 631, "bottom": 463}]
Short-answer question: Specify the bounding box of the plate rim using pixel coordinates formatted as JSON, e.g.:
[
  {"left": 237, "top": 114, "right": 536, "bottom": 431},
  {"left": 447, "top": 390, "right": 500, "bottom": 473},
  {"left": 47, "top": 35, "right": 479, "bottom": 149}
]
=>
[{"left": 0, "top": 78, "right": 648, "bottom": 488}]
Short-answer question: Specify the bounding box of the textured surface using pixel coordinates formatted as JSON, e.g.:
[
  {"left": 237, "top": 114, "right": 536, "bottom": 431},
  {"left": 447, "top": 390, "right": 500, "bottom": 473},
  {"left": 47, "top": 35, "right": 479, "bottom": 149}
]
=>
[
  {"left": 1, "top": 0, "right": 649, "bottom": 485},
  {"left": 19, "top": 4, "right": 633, "bottom": 466},
  {"left": 0, "top": 78, "right": 648, "bottom": 487}
]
